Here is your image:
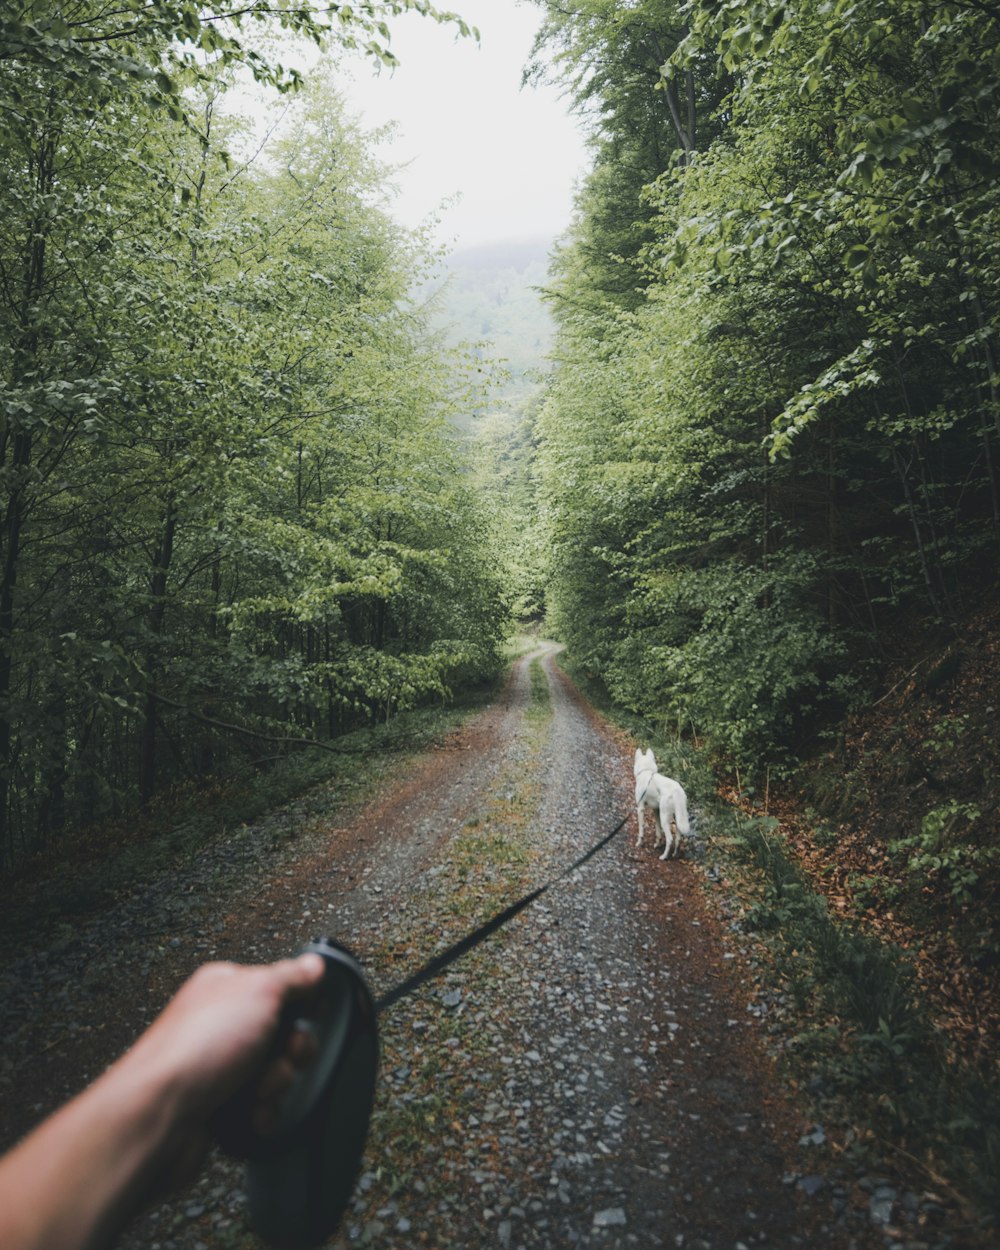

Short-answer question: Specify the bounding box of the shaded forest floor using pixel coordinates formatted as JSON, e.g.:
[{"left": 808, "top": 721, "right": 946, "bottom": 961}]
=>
[
  {"left": 785, "top": 593, "right": 1000, "bottom": 1062},
  {"left": 0, "top": 684, "right": 512, "bottom": 961}
]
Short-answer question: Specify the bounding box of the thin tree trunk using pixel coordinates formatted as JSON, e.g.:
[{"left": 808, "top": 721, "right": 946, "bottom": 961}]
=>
[
  {"left": 892, "top": 447, "right": 943, "bottom": 618},
  {"left": 978, "top": 412, "right": 1000, "bottom": 542},
  {"left": 826, "top": 421, "right": 838, "bottom": 626},
  {"left": 0, "top": 428, "right": 32, "bottom": 858},
  {"left": 140, "top": 499, "right": 178, "bottom": 804},
  {"left": 0, "top": 133, "right": 54, "bottom": 863}
]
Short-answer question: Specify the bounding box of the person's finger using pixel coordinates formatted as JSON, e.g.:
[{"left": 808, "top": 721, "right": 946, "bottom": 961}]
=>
[
  {"left": 252, "top": 1054, "right": 301, "bottom": 1136},
  {"left": 281, "top": 952, "right": 326, "bottom": 993}
]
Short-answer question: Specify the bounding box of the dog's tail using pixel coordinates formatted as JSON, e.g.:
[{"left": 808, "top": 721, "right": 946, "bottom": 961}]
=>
[{"left": 675, "top": 788, "right": 690, "bottom": 836}]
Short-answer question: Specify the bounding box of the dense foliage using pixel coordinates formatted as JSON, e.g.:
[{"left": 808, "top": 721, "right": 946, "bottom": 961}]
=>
[
  {"left": 430, "top": 241, "right": 554, "bottom": 619},
  {"left": 531, "top": 0, "right": 1000, "bottom": 773},
  {"left": 0, "top": 11, "right": 504, "bottom": 871}
]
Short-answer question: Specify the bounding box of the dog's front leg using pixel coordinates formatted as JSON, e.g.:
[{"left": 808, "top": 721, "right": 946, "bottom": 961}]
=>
[{"left": 636, "top": 804, "right": 645, "bottom": 848}]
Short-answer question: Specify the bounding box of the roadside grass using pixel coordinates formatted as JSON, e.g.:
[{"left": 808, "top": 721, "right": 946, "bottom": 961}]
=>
[
  {"left": 0, "top": 677, "right": 509, "bottom": 960},
  {"left": 504, "top": 630, "right": 543, "bottom": 661},
  {"left": 558, "top": 653, "right": 1000, "bottom": 1235},
  {"left": 525, "top": 656, "right": 551, "bottom": 725}
]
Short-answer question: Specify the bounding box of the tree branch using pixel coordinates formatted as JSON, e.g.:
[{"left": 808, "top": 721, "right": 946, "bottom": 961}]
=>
[{"left": 151, "top": 692, "right": 362, "bottom": 755}]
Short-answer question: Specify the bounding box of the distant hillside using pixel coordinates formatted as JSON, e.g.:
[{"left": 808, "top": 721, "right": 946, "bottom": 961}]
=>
[
  {"left": 445, "top": 237, "right": 555, "bottom": 273},
  {"left": 425, "top": 237, "right": 555, "bottom": 411}
]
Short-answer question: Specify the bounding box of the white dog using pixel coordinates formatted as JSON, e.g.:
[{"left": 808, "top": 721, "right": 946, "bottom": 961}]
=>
[{"left": 634, "top": 748, "right": 690, "bottom": 860}]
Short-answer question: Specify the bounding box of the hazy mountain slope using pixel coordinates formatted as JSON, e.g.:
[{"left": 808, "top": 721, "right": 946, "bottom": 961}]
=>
[{"left": 426, "top": 236, "right": 554, "bottom": 417}]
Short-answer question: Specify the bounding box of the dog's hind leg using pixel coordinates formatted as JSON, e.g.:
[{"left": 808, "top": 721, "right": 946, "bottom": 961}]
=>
[
  {"left": 658, "top": 800, "right": 675, "bottom": 860},
  {"left": 653, "top": 810, "right": 666, "bottom": 855}
]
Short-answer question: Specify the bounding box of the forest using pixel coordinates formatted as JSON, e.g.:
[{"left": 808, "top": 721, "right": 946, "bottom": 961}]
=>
[
  {"left": 530, "top": 0, "right": 999, "bottom": 764},
  {"left": 2, "top": 0, "right": 998, "bottom": 991},
  {"left": 2, "top": 0, "right": 998, "bottom": 960},
  {"left": 0, "top": 1, "right": 506, "bottom": 872},
  {"left": 3, "top": 0, "right": 1000, "bottom": 1239},
  {"left": 526, "top": 0, "right": 1000, "bottom": 938}
]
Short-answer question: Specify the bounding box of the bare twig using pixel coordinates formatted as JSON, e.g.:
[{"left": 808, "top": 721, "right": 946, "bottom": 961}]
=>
[{"left": 150, "top": 693, "right": 360, "bottom": 755}]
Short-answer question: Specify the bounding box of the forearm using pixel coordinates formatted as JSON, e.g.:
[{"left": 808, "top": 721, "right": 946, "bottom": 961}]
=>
[
  {"left": 0, "top": 1044, "right": 187, "bottom": 1250},
  {"left": 0, "top": 955, "right": 324, "bottom": 1250}
]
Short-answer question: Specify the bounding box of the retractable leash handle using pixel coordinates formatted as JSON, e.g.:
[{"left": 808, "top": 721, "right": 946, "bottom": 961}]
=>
[{"left": 215, "top": 938, "right": 379, "bottom": 1249}]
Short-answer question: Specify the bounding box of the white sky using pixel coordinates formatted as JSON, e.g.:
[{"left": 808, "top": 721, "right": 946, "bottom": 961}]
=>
[{"left": 332, "top": 0, "right": 590, "bottom": 251}]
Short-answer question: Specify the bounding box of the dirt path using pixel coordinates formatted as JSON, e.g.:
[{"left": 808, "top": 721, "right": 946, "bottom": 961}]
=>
[{"left": 0, "top": 648, "right": 872, "bottom": 1249}]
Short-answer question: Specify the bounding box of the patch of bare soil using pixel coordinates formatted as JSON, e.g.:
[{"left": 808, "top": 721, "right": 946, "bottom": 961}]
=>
[{"left": 1, "top": 647, "right": 882, "bottom": 1249}]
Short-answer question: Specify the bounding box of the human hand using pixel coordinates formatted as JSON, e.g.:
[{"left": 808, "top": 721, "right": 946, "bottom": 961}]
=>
[
  {"left": 123, "top": 954, "right": 327, "bottom": 1186},
  {"left": 0, "top": 953, "right": 328, "bottom": 1250}
]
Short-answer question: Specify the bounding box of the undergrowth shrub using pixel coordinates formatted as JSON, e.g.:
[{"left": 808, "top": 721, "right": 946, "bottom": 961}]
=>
[
  {"left": 728, "top": 809, "right": 1000, "bottom": 1226},
  {"left": 735, "top": 815, "right": 922, "bottom": 1041},
  {"left": 889, "top": 799, "right": 1000, "bottom": 961},
  {"left": 891, "top": 800, "right": 995, "bottom": 905}
]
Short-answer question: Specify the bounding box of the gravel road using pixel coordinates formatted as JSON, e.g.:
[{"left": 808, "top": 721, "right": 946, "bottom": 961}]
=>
[{"left": 0, "top": 646, "right": 870, "bottom": 1250}]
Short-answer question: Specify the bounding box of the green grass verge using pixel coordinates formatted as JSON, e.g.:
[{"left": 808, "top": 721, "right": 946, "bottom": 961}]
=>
[
  {"left": 525, "top": 656, "right": 552, "bottom": 726},
  {"left": 357, "top": 702, "right": 549, "bottom": 1219}
]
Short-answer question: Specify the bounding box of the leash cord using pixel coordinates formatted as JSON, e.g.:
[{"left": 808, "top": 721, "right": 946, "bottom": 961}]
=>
[{"left": 374, "top": 811, "right": 631, "bottom": 1013}]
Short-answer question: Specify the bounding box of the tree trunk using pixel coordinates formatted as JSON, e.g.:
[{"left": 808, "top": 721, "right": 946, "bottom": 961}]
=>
[
  {"left": 0, "top": 134, "right": 54, "bottom": 863},
  {"left": 140, "top": 499, "right": 178, "bottom": 804},
  {"left": 892, "top": 447, "right": 944, "bottom": 619}
]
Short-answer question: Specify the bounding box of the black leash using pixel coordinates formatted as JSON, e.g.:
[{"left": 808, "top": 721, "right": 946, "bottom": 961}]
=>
[{"left": 375, "top": 810, "right": 632, "bottom": 1012}]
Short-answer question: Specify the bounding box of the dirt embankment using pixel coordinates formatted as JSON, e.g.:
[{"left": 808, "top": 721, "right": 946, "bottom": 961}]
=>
[{"left": 1, "top": 647, "right": 898, "bottom": 1249}]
